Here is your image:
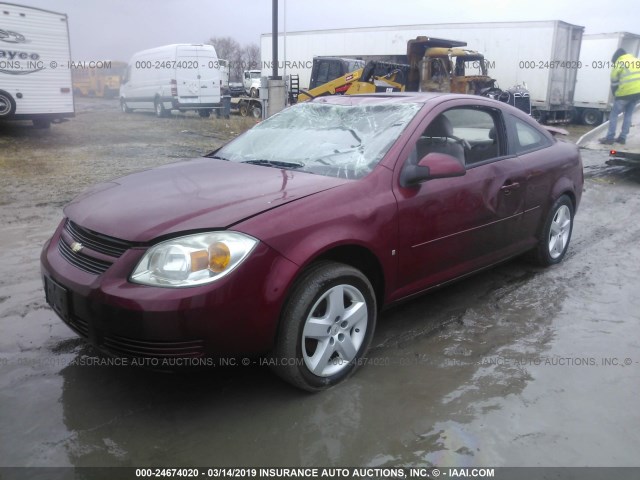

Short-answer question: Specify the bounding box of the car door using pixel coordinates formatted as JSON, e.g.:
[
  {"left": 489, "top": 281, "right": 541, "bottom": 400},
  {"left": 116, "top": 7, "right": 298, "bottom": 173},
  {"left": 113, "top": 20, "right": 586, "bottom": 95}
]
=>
[
  {"left": 391, "top": 101, "right": 529, "bottom": 300},
  {"left": 504, "top": 113, "right": 557, "bottom": 239}
]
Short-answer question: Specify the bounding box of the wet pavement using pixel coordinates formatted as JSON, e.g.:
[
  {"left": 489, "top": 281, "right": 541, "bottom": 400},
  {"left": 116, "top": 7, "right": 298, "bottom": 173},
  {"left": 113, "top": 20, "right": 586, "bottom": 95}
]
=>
[{"left": 1, "top": 100, "right": 639, "bottom": 472}]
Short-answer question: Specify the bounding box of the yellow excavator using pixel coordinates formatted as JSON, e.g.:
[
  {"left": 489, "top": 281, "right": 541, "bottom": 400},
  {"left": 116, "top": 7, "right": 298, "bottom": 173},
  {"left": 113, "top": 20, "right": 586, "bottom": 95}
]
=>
[{"left": 297, "top": 60, "right": 409, "bottom": 103}]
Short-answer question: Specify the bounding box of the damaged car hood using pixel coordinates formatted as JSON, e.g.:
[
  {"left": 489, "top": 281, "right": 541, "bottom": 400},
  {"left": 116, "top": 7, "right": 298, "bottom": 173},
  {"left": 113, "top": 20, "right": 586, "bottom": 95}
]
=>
[{"left": 64, "top": 157, "right": 348, "bottom": 242}]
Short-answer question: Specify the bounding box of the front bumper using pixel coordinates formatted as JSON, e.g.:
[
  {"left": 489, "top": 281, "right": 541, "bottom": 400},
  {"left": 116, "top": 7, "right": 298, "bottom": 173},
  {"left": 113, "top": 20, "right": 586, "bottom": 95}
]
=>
[{"left": 40, "top": 219, "right": 298, "bottom": 359}]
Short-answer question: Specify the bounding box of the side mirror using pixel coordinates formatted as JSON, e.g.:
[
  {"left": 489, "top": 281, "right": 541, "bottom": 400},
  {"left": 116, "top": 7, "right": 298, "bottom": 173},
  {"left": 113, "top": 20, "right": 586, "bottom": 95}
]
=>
[{"left": 400, "top": 152, "right": 466, "bottom": 187}]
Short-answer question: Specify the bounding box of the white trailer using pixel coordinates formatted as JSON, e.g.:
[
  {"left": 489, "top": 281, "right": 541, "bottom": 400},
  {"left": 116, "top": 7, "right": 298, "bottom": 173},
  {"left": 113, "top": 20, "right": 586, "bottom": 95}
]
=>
[
  {"left": 262, "top": 20, "right": 583, "bottom": 123},
  {"left": 573, "top": 32, "right": 640, "bottom": 125},
  {"left": 0, "top": 2, "right": 74, "bottom": 128}
]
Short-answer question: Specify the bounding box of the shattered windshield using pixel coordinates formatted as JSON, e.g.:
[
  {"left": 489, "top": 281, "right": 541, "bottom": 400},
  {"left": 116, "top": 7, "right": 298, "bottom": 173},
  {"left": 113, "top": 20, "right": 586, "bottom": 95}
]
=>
[{"left": 215, "top": 101, "right": 422, "bottom": 179}]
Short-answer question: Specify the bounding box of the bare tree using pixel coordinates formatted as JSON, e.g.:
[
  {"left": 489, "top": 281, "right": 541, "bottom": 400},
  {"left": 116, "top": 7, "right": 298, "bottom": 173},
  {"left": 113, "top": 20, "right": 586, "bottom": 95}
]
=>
[
  {"left": 208, "top": 36, "right": 241, "bottom": 63},
  {"left": 207, "top": 37, "right": 261, "bottom": 82},
  {"left": 208, "top": 36, "right": 242, "bottom": 80},
  {"left": 242, "top": 44, "right": 260, "bottom": 71}
]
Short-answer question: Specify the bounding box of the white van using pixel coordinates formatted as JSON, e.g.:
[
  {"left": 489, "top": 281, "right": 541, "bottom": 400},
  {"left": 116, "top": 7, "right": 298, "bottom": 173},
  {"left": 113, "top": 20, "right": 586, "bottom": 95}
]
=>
[
  {"left": 120, "top": 44, "right": 222, "bottom": 118},
  {"left": 0, "top": 2, "right": 74, "bottom": 128}
]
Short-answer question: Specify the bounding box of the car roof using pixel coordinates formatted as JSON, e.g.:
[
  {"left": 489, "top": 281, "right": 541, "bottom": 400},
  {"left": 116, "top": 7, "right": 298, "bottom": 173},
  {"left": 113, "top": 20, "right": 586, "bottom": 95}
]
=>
[
  {"left": 309, "top": 91, "right": 487, "bottom": 106},
  {"left": 308, "top": 92, "right": 537, "bottom": 122}
]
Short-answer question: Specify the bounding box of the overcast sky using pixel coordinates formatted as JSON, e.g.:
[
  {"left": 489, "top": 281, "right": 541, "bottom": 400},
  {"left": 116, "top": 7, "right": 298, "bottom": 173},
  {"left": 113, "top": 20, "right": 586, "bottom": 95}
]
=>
[{"left": 10, "top": 0, "right": 639, "bottom": 61}]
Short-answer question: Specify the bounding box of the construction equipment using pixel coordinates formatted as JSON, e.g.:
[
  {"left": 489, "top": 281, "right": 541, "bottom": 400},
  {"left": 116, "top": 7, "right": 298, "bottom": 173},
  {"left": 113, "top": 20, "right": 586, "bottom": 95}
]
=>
[
  {"left": 297, "top": 60, "right": 409, "bottom": 102},
  {"left": 407, "top": 37, "right": 531, "bottom": 114},
  {"left": 295, "top": 37, "right": 530, "bottom": 115}
]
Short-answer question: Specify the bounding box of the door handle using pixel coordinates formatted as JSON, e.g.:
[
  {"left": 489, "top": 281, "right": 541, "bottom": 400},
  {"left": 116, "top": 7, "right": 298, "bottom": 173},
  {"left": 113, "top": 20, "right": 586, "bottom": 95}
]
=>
[{"left": 500, "top": 182, "right": 520, "bottom": 195}]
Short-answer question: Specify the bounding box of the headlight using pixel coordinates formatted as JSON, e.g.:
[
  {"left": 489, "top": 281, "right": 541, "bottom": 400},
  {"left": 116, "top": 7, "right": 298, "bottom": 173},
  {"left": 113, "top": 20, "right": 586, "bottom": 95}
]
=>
[{"left": 130, "top": 232, "right": 258, "bottom": 287}]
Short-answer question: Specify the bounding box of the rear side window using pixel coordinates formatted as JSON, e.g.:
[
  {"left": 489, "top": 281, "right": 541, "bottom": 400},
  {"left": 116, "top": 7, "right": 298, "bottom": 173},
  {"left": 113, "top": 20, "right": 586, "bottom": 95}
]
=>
[{"left": 511, "top": 116, "right": 552, "bottom": 154}]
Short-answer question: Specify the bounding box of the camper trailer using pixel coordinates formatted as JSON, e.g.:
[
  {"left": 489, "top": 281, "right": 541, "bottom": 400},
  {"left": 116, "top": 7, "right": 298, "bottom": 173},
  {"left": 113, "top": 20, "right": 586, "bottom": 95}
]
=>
[{"left": 0, "top": 2, "right": 74, "bottom": 128}]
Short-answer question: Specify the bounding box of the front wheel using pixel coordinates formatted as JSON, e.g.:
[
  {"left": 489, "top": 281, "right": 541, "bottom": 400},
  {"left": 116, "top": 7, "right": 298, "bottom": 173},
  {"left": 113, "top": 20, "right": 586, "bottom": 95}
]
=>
[
  {"left": 271, "top": 262, "right": 377, "bottom": 392},
  {"left": 531, "top": 195, "right": 574, "bottom": 266},
  {"left": 532, "top": 108, "right": 548, "bottom": 125},
  {"left": 120, "top": 98, "right": 132, "bottom": 113}
]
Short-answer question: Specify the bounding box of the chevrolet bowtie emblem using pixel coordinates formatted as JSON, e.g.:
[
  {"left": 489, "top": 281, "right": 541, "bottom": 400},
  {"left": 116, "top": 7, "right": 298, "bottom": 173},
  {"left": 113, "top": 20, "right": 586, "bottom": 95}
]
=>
[{"left": 70, "top": 241, "right": 84, "bottom": 253}]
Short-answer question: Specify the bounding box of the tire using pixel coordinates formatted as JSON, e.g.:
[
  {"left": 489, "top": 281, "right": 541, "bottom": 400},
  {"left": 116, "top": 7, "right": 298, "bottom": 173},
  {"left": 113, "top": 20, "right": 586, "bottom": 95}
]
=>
[
  {"left": 198, "top": 109, "right": 211, "bottom": 118},
  {"left": 531, "top": 108, "right": 548, "bottom": 125},
  {"left": 32, "top": 118, "right": 51, "bottom": 129},
  {"left": 239, "top": 102, "right": 249, "bottom": 117},
  {"left": 120, "top": 98, "right": 132, "bottom": 113},
  {"left": 0, "top": 90, "right": 16, "bottom": 118},
  {"left": 581, "top": 109, "right": 603, "bottom": 126},
  {"left": 271, "top": 261, "right": 377, "bottom": 392},
  {"left": 251, "top": 105, "right": 262, "bottom": 119},
  {"left": 250, "top": 87, "right": 258, "bottom": 98},
  {"left": 531, "top": 195, "right": 574, "bottom": 267},
  {"left": 154, "top": 99, "right": 168, "bottom": 118}
]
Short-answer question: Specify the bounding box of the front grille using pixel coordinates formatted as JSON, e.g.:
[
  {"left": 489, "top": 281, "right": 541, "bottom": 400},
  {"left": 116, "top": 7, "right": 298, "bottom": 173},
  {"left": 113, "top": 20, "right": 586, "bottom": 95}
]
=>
[
  {"left": 513, "top": 94, "right": 531, "bottom": 115},
  {"left": 69, "top": 315, "right": 89, "bottom": 338},
  {"left": 65, "top": 220, "right": 134, "bottom": 258},
  {"left": 103, "top": 335, "right": 205, "bottom": 358},
  {"left": 58, "top": 238, "right": 113, "bottom": 275}
]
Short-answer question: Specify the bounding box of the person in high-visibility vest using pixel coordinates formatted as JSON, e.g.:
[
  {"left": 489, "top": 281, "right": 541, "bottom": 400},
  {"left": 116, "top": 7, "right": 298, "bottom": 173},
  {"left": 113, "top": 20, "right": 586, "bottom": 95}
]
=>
[{"left": 599, "top": 48, "right": 640, "bottom": 145}]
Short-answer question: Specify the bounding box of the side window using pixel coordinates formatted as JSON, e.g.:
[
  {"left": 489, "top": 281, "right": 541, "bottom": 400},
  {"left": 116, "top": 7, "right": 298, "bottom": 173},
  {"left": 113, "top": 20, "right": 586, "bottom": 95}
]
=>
[
  {"left": 512, "top": 117, "right": 551, "bottom": 153},
  {"left": 328, "top": 61, "right": 342, "bottom": 82},
  {"left": 315, "top": 61, "right": 331, "bottom": 85},
  {"left": 412, "top": 108, "right": 502, "bottom": 166}
]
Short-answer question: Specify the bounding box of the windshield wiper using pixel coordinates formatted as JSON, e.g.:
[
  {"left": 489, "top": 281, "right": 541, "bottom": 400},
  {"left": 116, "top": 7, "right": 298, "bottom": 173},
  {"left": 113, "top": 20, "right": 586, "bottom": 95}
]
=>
[
  {"left": 206, "top": 154, "right": 229, "bottom": 161},
  {"left": 242, "top": 159, "right": 305, "bottom": 170}
]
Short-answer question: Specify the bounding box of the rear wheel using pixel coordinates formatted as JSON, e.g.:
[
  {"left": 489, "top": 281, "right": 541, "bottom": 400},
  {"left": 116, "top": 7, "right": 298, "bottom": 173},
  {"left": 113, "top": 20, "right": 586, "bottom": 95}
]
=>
[
  {"left": 531, "top": 195, "right": 574, "bottom": 266},
  {"left": 155, "top": 99, "right": 168, "bottom": 118},
  {"left": 0, "top": 90, "right": 16, "bottom": 118},
  {"left": 271, "top": 262, "right": 376, "bottom": 392},
  {"left": 581, "top": 109, "right": 603, "bottom": 126},
  {"left": 239, "top": 101, "right": 249, "bottom": 117},
  {"left": 251, "top": 105, "right": 262, "bottom": 119},
  {"left": 198, "top": 109, "right": 211, "bottom": 118}
]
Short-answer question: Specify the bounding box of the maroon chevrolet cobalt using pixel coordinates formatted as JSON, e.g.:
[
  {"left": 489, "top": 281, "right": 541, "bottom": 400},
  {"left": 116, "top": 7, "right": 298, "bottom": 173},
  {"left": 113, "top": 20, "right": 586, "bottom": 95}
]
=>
[{"left": 41, "top": 93, "right": 583, "bottom": 391}]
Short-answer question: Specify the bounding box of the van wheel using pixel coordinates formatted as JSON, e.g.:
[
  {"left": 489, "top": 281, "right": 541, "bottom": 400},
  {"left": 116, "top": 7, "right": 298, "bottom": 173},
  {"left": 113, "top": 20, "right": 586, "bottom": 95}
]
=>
[
  {"left": 0, "top": 90, "right": 16, "bottom": 118},
  {"left": 198, "top": 109, "right": 211, "bottom": 118},
  {"left": 271, "top": 261, "right": 377, "bottom": 392},
  {"left": 120, "top": 99, "right": 132, "bottom": 113},
  {"left": 155, "top": 99, "right": 168, "bottom": 118}
]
